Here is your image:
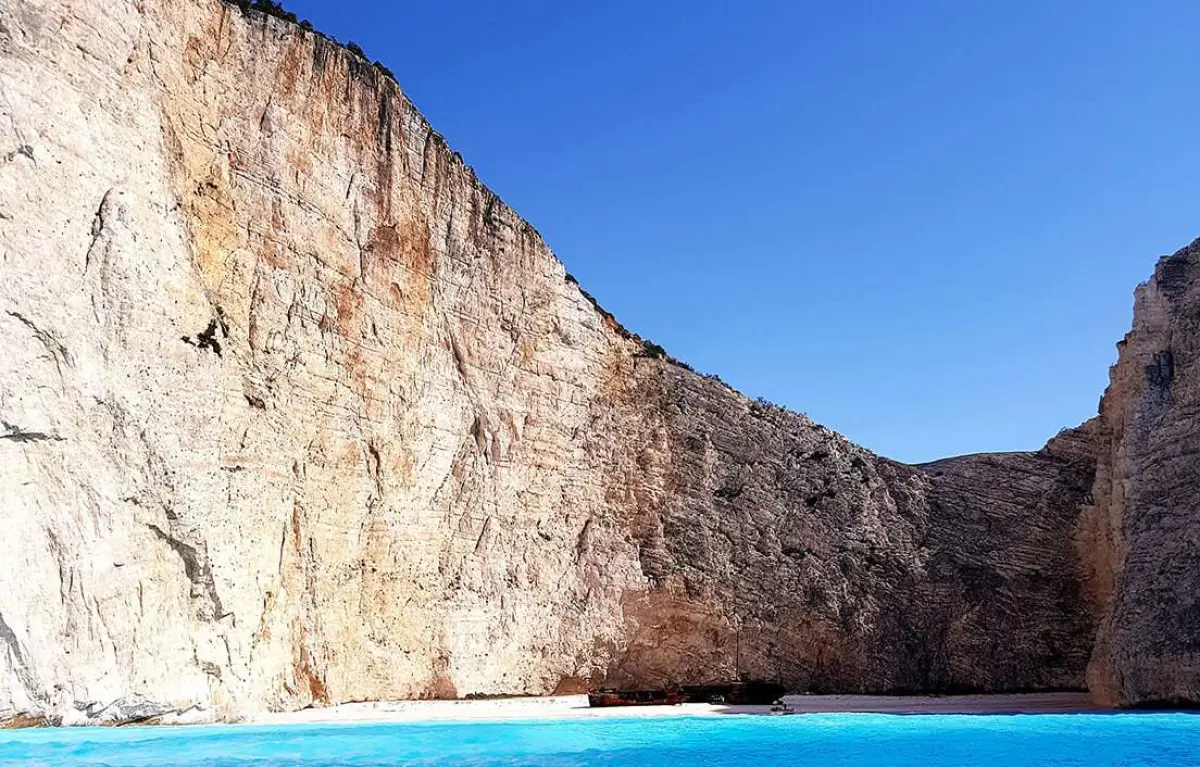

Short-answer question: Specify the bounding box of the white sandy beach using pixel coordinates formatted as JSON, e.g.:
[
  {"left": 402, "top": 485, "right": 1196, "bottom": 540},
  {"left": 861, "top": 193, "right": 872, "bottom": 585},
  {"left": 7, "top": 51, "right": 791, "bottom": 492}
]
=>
[{"left": 249, "top": 692, "right": 1101, "bottom": 726}]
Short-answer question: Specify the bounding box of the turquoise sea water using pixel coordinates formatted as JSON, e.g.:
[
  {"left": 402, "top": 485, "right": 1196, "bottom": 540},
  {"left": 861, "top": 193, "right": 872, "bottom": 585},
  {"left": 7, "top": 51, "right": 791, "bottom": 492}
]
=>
[{"left": 2, "top": 713, "right": 1199, "bottom": 767}]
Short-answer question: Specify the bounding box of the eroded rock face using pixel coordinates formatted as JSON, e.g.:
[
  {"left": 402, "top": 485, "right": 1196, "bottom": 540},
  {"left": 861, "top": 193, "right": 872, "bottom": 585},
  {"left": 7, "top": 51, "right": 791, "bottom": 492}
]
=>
[
  {"left": 1082, "top": 239, "right": 1200, "bottom": 707},
  {"left": 596, "top": 370, "right": 1099, "bottom": 696},
  {"left": 2, "top": 0, "right": 653, "bottom": 720},
  {"left": 0, "top": 0, "right": 1182, "bottom": 722}
]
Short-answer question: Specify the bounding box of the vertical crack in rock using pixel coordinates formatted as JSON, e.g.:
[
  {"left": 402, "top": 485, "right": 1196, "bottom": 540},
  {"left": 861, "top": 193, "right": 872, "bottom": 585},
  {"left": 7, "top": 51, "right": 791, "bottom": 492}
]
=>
[
  {"left": 365, "top": 440, "right": 383, "bottom": 496},
  {"left": 1145, "top": 350, "right": 1174, "bottom": 389},
  {"left": 147, "top": 524, "right": 226, "bottom": 622},
  {"left": 448, "top": 332, "right": 470, "bottom": 386},
  {"left": 0, "top": 611, "right": 42, "bottom": 704},
  {"left": 83, "top": 188, "right": 114, "bottom": 272},
  {"left": 5, "top": 310, "right": 71, "bottom": 381}
]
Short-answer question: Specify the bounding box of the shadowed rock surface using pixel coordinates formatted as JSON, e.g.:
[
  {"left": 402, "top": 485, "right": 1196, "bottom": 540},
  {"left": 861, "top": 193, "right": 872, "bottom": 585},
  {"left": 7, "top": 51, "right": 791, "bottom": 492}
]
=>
[
  {"left": 0, "top": 0, "right": 1188, "bottom": 723},
  {"left": 597, "top": 370, "right": 1098, "bottom": 696}
]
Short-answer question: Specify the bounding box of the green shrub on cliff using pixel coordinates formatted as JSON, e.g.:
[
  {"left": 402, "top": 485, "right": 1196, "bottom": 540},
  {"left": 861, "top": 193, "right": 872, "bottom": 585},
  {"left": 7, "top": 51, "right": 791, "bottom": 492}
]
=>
[
  {"left": 229, "top": 0, "right": 298, "bottom": 24},
  {"left": 640, "top": 340, "right": 667, "bottom": 359}
]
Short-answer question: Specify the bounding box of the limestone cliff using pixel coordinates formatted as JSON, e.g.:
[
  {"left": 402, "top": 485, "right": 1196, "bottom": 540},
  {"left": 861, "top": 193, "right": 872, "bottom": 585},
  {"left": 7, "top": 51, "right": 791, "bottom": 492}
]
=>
[
  {"left": 596, "top": 372, "right": 1096, "bottom": 697},
  {"left": 0, "top": 0, "right": 1186, "bottom": 724},
  {"left": 1081, "top": 238, "right": 1200, "bottom": 708}
]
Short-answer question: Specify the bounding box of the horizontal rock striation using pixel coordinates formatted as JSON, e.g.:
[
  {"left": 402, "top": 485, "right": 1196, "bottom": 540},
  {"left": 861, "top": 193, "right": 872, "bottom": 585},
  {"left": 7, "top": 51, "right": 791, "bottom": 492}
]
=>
[
  {"left": 598, "top": 370, "right": 1098, "bottom": 696},
  {"left": 0, "top": 0, "right": 1190, "bottom": 723}
]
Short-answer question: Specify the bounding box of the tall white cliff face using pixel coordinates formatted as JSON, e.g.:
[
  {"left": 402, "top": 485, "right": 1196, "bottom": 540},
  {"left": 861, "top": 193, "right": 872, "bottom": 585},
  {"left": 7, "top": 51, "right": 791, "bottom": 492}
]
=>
[
  {"left": 1, "top": 0, "right": 1172, "bottom": 724},
  {"left": 1, "top": 0, "right": 654, "bottom": 720}
]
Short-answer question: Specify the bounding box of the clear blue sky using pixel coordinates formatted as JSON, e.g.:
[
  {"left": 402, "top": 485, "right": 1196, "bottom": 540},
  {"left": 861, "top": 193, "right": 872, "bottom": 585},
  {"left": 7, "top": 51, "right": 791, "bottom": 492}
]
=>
[{"left": 285, "top": 0, "right": 1200, "bottom": 463}]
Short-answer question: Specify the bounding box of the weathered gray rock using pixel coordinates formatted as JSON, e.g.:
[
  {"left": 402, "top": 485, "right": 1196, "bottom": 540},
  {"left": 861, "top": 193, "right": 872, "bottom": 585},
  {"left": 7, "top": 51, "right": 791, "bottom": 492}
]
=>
[
  {"left": 598, "top": 371, "right": 1098, "bottom": 694},
  {"left": 0, "top": 0, "right": 1189, "bottom": 722},
  {"left": 1082, "top": 239, "right": 1200, "bottom": 707}
]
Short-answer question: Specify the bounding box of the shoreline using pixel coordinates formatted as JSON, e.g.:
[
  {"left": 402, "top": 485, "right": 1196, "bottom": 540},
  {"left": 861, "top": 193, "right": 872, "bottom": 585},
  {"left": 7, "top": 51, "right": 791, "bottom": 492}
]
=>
[
  {"left": 0, "top": 692, "right": 1118, "bottom": 730},
  {"left": 248, "top": 692, "right": 1104, "bottom": 726}
]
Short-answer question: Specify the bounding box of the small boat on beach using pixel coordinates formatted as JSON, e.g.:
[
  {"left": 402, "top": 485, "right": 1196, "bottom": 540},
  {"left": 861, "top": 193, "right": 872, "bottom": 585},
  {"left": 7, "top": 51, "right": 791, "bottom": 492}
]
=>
[
  {"left": 586, "top": 680, "right": 787, "bottom": 708},
  {"left": 588, "top": 630, "right": 787, "bottom": 709},
  {"left": 586, "top": 689, "right": 689, "bottom": 707}
]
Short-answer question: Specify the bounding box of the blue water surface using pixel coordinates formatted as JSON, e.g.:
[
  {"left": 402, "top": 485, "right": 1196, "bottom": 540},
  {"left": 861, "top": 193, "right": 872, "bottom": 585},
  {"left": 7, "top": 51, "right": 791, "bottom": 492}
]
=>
[{"left": 2, "top": 713, "right": 1198, "bottom": 767}]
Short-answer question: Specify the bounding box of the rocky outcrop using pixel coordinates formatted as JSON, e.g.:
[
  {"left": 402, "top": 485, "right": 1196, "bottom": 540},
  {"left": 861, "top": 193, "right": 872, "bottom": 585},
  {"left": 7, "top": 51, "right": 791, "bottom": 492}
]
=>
[
  {"left": 597, "top": 370, "right": 1098, "bottom": 696},
  {"left": 0, "top": 0, "right": 1189, "bottom": 723},
  {"left": 1081, "top": 239, "right": 1200, "bottom": 707}
]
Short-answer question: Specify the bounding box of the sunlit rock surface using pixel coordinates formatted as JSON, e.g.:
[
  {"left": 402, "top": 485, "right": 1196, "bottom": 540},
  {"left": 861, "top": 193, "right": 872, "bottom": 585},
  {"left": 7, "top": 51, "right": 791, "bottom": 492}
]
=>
[
  {"left": 1082, "top": 239, "right": 1200, "bottom": 707},
  {"left": 0, "top": 0, "right": 1187, "bottom": 722}
]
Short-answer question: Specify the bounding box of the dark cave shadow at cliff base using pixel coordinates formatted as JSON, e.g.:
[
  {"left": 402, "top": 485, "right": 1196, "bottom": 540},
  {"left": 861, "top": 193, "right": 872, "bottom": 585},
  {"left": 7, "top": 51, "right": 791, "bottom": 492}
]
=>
[{"left": 705, "top": 693, "right": 1197, "bottom": 716}]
